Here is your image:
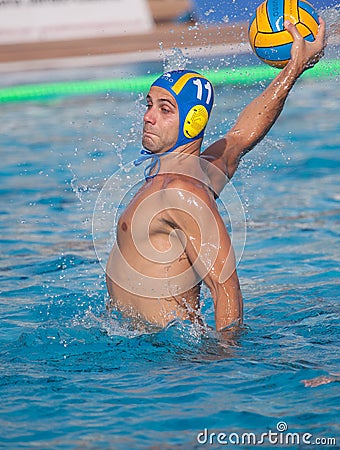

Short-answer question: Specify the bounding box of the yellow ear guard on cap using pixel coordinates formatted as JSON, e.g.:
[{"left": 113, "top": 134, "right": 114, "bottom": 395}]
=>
[{"left": 183, "top": 105, "right": 209, "bottom": 139}]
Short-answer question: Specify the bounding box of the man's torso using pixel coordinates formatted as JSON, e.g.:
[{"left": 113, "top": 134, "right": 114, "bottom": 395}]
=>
[{"left": 106, "top": 173, "right": 212, "bottom": 326}]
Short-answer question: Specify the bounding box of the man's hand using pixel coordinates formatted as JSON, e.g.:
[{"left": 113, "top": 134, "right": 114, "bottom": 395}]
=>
[{"left": 285, "top": 17, "right": 326, "bottom": 75}]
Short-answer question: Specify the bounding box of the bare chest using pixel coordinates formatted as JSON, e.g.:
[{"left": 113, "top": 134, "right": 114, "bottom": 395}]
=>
[{"left": 116, "top": 186, "right": 176, "bottom": 253}]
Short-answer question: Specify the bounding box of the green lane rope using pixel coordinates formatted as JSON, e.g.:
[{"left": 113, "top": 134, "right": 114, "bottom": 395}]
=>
[{"left": 0, "top": 59, "right": 338, "bottom": 104}]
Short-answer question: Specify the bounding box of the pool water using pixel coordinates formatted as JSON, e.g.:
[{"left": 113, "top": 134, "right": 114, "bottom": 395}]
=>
[{"left": 0, "top": 60, "right": 339, "bottom": 449}]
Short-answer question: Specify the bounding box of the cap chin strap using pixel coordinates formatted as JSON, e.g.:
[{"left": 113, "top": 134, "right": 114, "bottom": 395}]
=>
[{"left": 133, "top": 146, "right": 177, "bottom": 181}]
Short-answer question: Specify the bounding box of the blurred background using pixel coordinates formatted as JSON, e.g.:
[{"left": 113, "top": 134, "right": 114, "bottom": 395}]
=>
[{"left": 0, "top": 0, "right": 337, "bottom": 73}]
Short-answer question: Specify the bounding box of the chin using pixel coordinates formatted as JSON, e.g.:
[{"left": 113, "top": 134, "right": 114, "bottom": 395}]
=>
[
  {"left": 142, "top": 144, "right": 153, "bottom": 153},
  {"left": 142, "top": 137, "right": 154, "bottom": 151}
]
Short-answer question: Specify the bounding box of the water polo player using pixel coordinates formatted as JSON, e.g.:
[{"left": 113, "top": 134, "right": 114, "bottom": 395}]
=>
[{"left": 106, "top": 20, "right": 326, "bottom": 332}]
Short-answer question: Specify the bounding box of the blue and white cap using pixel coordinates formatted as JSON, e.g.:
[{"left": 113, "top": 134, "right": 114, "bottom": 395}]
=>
[{"left": 134, "top": 69, "right": 214, "bottom": 180}]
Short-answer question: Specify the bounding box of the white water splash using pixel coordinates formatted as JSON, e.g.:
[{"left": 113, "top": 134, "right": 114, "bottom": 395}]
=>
[{"left": 163, "top": 47, "right": 190, "bottom": 72}]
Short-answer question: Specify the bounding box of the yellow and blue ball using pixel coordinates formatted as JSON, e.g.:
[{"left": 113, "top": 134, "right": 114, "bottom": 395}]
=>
[{"left": 248, "top": 0, "right": 320, "bottom": 68}]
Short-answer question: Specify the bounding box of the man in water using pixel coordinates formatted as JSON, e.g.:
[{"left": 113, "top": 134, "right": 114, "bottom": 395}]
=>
[{"left": 106, "top": 20, "right": 326, "bottom": 331}]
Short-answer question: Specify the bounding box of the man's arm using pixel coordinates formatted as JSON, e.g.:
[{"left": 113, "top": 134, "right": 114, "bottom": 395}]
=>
[
  {"left": 164, "top": 181, "right": 243, "bottom": 331},
  {"left": 202, "top": 18, "right": 326, "bottom": 193}
]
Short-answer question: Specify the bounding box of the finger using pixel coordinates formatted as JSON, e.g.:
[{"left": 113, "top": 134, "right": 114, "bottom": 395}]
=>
[
  {"left": 318, "top": 16, "right": 326, "bottom": 31},
  {"left": 284, "top": 20, "right": 303, "bottom": 41},
  {"left": 315, "top": 16, "right": 326, "bottom": 45}
]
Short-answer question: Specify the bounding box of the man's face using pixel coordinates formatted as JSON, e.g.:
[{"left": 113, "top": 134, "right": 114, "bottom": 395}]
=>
[{"left": 142, "top": 86, "right": 179, "bottom": 154}]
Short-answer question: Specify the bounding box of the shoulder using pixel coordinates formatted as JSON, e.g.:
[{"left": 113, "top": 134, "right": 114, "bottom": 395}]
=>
[
  {"left": 159, "top": 174, "right": 233, "bottom": 250},
  {"left": 158, "top": 175, "right": 221, "bottom": 230},
  {"left": 162, "top": 174, "right": 215, "bottom": 206},
  {"left": 201, "top": 135, "right": 242, "bottom": 182}
]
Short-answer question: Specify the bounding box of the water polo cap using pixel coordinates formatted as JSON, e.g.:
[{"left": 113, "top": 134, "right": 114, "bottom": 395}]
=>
[
  {"left": 134, "top": 69, "right": 214, "bottom": 180},
  {"left": 152, "top": 69, "right": 214, "bottom": 148}
]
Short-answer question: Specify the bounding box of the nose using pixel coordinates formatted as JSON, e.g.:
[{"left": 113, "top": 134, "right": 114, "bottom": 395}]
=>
[{"left": 144, "top": 106, "right": 156, "bottom": 125}]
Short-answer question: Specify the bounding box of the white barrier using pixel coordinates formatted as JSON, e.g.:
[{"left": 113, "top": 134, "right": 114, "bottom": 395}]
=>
[{"left": 0, "top": 0, "right": 154, "bottom": 44}]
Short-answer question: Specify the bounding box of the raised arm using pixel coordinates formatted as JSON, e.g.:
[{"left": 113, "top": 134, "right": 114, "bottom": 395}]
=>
[{"left": 202, "top": 17, "right": 326, "bottom": 193}]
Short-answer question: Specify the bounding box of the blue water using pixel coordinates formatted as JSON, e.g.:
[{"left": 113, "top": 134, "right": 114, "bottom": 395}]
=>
[{"left": 1, "top": 59, "right": 339, "bottom": 449}]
